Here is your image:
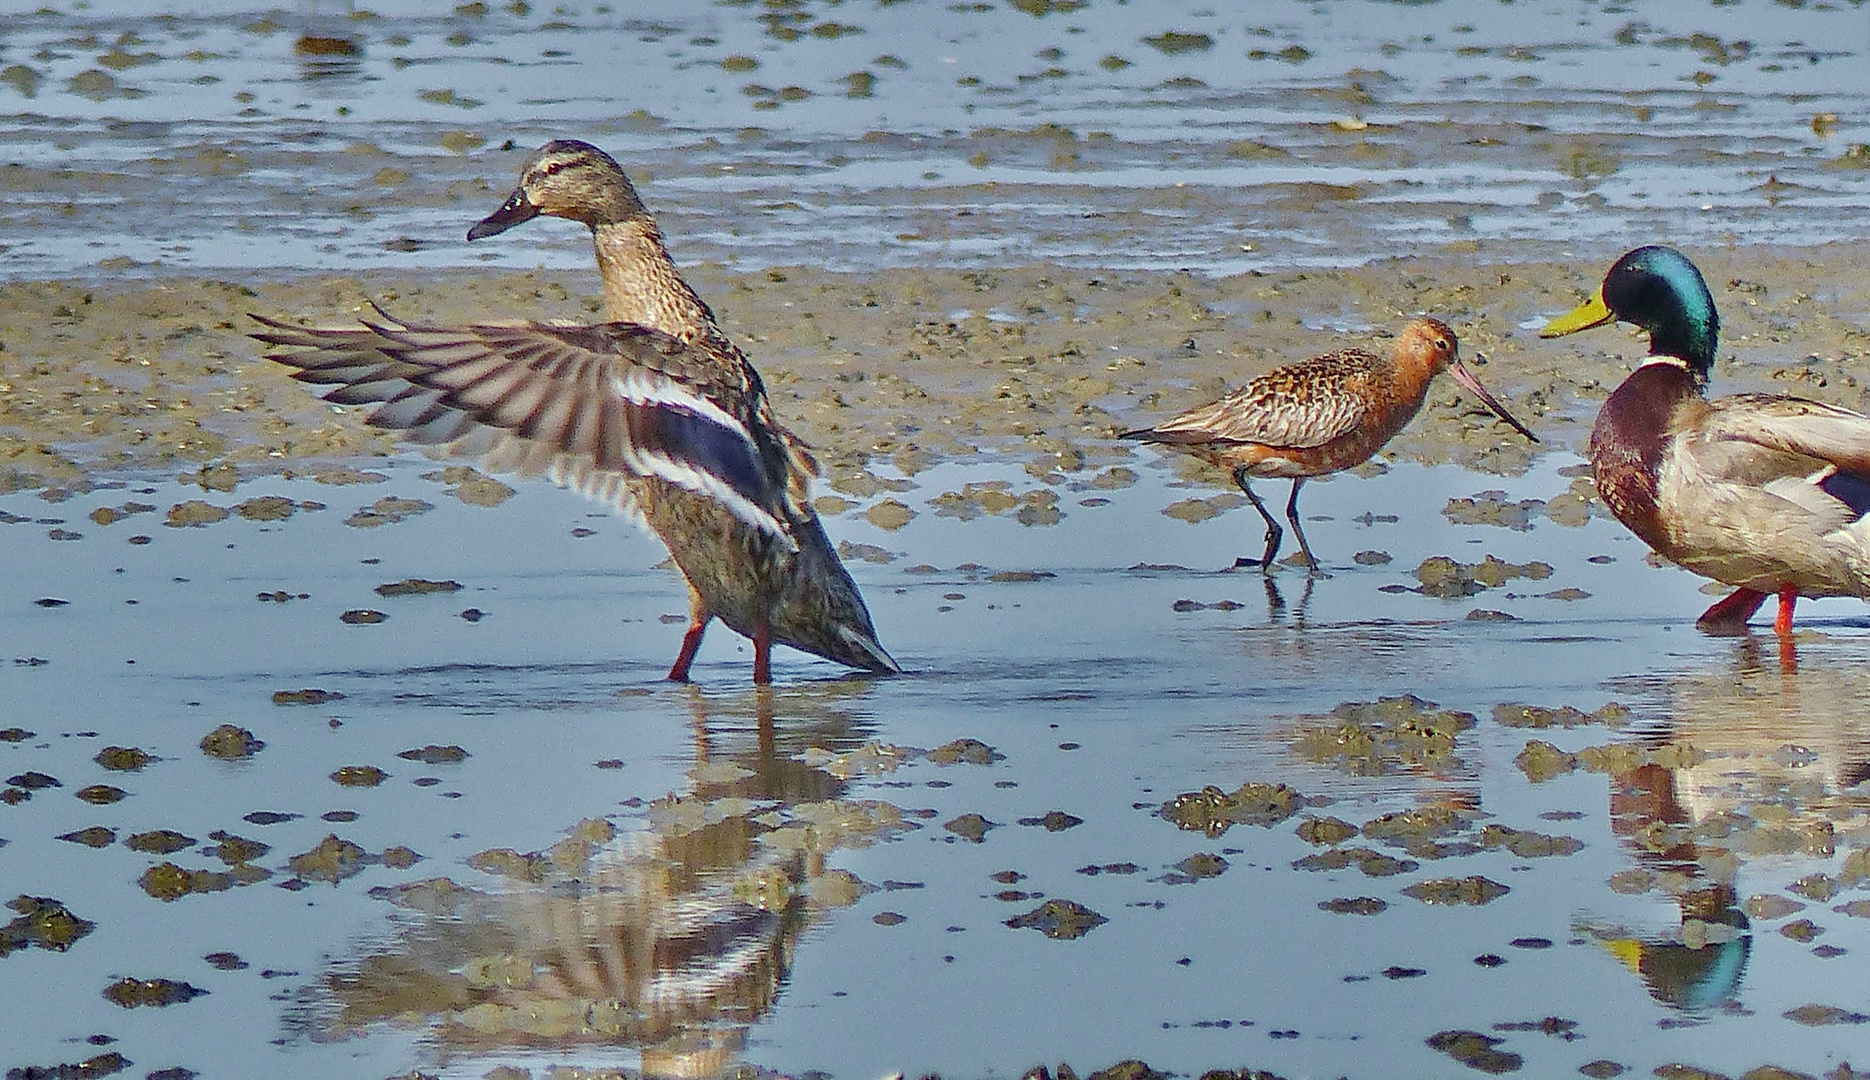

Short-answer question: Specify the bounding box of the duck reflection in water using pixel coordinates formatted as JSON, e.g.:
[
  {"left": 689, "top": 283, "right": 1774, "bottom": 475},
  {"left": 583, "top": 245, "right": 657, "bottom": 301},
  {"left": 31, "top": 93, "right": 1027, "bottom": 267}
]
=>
[
  {"left": 1572, "top": 646, "right": 1870, "bottom": 1011},
  {"left": 318, "top": 686, "right": 907, "bottom": 1074}
]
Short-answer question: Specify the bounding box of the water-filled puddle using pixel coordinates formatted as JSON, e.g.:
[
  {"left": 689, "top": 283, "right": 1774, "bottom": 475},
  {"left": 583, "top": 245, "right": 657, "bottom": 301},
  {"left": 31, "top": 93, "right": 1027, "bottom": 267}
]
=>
[{"left": 5, "top": 451, "right": 1870, "bottom": 1078}]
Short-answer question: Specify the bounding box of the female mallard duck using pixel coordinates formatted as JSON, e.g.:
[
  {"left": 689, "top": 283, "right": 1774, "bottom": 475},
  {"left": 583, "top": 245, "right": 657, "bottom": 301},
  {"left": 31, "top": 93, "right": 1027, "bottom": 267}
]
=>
[
  {"left": 251, "top": 139, "right": 899, "bottom": 684},
  {"left": 1542, "top": 245, "right": 1870, "bottom": 636},
  {"left": 1124, "top": 317, "right": 1537, "bottom": 573}
]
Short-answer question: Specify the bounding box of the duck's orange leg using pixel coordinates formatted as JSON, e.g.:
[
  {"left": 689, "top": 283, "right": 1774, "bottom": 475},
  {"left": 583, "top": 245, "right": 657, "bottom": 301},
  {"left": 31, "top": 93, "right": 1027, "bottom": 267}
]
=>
[
  {"left": 1776, "top": 586, "right": 1801, "bottom": 674},
  {"left": 1774, "top": 585, "right": 1799, "bottom": 637},
  {"left": 752, "top": 621, "right": 773, "bottom": 686},
  {"left": 668, "top": 589, "right": 712, "bottom": 683},
  {"left": 668, "top": 620, "right": 709, "bottom": 682},
  {"left": 1696, "top": 587, "right": 1768, "bottom": 632}
]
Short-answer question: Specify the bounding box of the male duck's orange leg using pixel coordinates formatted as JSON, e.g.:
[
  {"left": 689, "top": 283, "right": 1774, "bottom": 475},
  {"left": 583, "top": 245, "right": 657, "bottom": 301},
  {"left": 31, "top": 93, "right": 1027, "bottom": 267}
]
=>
[
  {"left": 1773, "top": 586, "right": 1799, "bottom": 637},
  {"left": 752, "top": 622, "right": 773, "bottom": 686},
  {"left": 668, "top": 589, "right": 712, "bottom": 683},
  {"left": 1775, "top": 587, "right": 1801, "bottom": 675},
  {"left": 1696, "top": 587, "right": 1768, "bottom": 631}
]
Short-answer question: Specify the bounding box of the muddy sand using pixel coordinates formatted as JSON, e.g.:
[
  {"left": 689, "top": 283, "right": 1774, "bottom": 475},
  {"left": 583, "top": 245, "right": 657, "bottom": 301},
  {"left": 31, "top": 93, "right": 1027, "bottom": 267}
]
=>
[{"left": 3, "top": 243, "right": 1869, "bottom": 494}]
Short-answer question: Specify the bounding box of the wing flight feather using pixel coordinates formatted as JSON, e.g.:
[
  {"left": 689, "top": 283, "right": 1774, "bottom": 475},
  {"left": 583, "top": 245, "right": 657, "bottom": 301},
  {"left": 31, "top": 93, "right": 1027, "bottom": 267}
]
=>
[{"left": 252, "top": 309, "right": 798, "bottom": 545}]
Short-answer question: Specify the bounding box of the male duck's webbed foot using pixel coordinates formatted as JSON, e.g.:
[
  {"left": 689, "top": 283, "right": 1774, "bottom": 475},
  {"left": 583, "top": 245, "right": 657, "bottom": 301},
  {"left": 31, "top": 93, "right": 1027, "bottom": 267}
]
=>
[{"left": 1695, "top": 587, "right": 1768, "bottom": 635}]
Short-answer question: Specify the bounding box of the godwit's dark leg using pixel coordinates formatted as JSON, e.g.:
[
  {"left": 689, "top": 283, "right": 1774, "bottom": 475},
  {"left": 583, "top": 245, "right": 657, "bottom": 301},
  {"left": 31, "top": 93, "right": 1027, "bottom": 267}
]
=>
[
  {"left": 1233, "top": 466, "right": 1283, "bottom": 571},
  {"left": 668, "top": 590, "right": 712, "bottom": 682},
  {"left": 1283, "top": 478, "right": 1321, "bottom": 575},
  {"left": 1696, "top": 587, "right": 1768, "bottom": 633},
  {"left": 1773, "top": 585, "right": 1799, "bottom": 637},
  {"left": 752, "top": 621, "right": 773, "bottom": 686},
  {"left": 1261, "top": 574, "right": 1286, "bottom": 619}
]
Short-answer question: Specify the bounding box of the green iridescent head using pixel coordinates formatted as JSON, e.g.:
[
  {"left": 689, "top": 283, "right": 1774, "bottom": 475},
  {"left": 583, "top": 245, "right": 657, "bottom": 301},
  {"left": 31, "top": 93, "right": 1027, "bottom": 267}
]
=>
[{"left": 1542, "top": 246, "right": 1719, "bottom": 376}]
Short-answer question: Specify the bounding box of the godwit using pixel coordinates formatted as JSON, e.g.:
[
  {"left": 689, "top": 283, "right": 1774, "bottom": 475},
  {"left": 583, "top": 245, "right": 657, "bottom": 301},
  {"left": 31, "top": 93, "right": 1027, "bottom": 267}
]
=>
[{"left": 1125, "top": 317, "right": 1537, "bottom": 573}]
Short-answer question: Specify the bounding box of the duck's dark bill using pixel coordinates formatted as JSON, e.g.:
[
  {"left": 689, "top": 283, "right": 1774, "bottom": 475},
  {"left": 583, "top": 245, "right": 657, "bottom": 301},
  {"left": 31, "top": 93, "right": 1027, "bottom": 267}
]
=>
[
  {"left": 467, "top": 189, "right": 539, "bottom": 240},
  {"left": 1540, "top": 291, "right": 1616, "bottom": 338},
  {"left": 1449, "top": 361, "right": 1539, "bottom": 443}
]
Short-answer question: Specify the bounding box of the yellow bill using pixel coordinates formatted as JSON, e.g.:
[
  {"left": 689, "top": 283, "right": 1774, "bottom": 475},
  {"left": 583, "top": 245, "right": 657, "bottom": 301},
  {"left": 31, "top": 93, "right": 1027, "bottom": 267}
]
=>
[{"left": 1540, "top": 290, "right": 1615, "bottom": 338}]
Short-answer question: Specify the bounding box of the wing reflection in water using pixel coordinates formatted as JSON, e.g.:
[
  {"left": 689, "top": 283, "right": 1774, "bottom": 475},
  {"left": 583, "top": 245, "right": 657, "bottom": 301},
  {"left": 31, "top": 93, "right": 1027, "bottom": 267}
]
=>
[
  {"left": 319, "top": 685, "right": 914, "bottom": 1075},
  {"left": 1576, "top": 640, "right": 1870, "bottom": 1012}
]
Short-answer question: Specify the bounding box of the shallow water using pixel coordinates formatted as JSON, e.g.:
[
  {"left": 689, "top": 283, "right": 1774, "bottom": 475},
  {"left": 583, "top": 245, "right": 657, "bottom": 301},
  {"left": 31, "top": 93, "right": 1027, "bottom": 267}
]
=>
[
  {"left": 9, "top": 2, "right": 1870, "bottom": 1079},
  {"left": 5, "top": 454, "right": 1870, "bottom": 1079},
  {"left": 3, "top": 0, "right": 1870, "bottom": 278}
]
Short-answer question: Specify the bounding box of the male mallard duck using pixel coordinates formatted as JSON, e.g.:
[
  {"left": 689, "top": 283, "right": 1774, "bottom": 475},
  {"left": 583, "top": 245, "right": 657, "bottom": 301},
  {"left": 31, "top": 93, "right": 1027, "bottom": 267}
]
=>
[
  {"left": 252, "top": 139, "right": 899, "bottom": 684},
  {"left": 1542, "top": 245, "right": 1870, "bottom": 636},
  {"left": 1123, "top": 317, "right": 1537, "bottom": 573}
]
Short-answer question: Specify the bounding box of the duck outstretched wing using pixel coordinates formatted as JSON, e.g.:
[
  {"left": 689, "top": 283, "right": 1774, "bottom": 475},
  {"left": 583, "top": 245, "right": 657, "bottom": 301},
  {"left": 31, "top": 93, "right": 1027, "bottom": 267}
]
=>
[{"left": 251, "top": 308, "right": 797, "bottom": 544}]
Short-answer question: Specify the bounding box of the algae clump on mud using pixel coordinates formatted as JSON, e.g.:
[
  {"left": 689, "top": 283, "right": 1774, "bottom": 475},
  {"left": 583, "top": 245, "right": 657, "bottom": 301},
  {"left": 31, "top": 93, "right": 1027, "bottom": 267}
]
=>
[
  {"left": 1162, "top": 781, "right": 1306, "bottom": 836},
  {"left": 1292, "top": 694, "right": 1476, "bottom": 777},
  {"left": 1, "top": 896, "right": 95, "bottom": 955}
]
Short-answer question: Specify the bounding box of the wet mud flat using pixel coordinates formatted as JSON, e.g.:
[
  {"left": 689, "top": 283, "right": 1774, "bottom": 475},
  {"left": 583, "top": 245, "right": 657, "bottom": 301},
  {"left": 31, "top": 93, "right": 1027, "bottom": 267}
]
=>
[
  {"left": 6, "top": 242, "right": 1870, "bottom": 492},
  {"left": 5, "top": 247, "right": 1870, "bottom": 1078}
]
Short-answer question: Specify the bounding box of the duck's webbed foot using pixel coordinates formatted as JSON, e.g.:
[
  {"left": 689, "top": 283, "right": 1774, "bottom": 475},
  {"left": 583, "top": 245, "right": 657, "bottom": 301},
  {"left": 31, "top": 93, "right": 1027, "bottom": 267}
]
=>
[{"left": 1695, "top": 587, "right": 1769, "bottom": 635}]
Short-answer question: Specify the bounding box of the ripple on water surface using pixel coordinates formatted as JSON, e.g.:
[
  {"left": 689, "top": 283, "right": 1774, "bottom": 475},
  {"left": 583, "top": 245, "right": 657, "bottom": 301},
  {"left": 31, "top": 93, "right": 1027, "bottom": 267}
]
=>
[
  {"left": 4, "top": 452, "right": 1870, "bottom": 1076},
  {"left": 2, "top": 0, "right": 1869, "bottom": 277}
]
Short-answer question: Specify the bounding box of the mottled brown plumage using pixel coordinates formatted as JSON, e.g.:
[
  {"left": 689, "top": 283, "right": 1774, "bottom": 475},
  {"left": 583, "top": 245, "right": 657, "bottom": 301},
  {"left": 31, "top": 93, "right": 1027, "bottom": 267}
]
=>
[
  {"left": 252, "top": 140, "right": 898, "bottom": 684},
  {"left": 1125, "top": 317, "right": 1537, "bottom": 572}
]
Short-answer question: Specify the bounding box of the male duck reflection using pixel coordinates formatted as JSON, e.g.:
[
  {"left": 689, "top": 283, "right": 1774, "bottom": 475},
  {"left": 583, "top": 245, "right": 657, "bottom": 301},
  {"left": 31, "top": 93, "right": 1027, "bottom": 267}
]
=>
[
  {"left": 252, "top": 140, "right": 899, "bottom": 685},
  {"left": 1124, "top": 317, "right": 1538, "bottom": 574},
  {"left": 1543, "top": 245, "right": 1870, "bottom": 637}
]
